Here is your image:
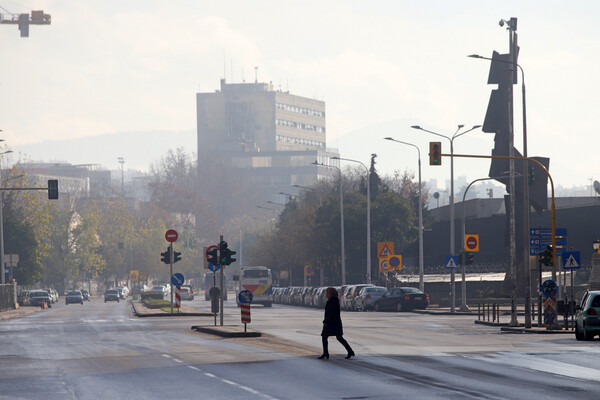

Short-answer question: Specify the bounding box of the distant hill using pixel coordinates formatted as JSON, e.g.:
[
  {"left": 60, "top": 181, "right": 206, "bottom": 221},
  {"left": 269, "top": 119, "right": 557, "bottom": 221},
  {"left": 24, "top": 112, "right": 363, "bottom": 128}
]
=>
[{"left": 11, "top": 130, "right": 197, "bottom": 172}]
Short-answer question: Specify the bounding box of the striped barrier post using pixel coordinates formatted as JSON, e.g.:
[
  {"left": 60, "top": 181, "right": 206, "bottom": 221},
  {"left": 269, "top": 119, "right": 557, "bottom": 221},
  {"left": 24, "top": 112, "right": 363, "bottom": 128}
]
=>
[
  {"left": 240, "top": 303, "right": 251, "bottom": 332},
  {"left": 175, "top": 286, "right": 181, "bottom": 310}
]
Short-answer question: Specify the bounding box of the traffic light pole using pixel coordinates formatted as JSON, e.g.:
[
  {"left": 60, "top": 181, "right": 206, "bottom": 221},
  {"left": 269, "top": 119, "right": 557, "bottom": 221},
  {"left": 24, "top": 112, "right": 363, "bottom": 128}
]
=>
[
  {"left": 444, "top": 152, "right": 556, "bottom": 328},
  {"left": 219, "top": 235, "right": 224, "bottom": 326}
]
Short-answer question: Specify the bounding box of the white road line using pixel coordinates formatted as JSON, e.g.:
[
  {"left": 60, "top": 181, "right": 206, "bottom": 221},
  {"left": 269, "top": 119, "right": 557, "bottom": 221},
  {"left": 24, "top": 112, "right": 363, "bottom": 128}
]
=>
[
  {"left": 161, "top": 354, "right": 171, "bottom": 358},
  {"left": 172, "top": 358, "right": 182, "bottom": 363},
  {"left": 187, "top": 366, "right": 200, "bottom": 371}
]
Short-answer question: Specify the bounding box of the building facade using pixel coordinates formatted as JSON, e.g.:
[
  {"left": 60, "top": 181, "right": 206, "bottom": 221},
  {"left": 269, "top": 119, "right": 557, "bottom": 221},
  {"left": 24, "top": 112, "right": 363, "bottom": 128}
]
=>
[{"left": 196, "top": 79, "right": 338, "bottom": 199}]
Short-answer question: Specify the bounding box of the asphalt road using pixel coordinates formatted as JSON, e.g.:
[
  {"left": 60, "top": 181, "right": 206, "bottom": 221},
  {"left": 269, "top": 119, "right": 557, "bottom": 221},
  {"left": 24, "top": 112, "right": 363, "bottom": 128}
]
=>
[{"left": 1, "top": 296, "right": 600, "bottom": 399}]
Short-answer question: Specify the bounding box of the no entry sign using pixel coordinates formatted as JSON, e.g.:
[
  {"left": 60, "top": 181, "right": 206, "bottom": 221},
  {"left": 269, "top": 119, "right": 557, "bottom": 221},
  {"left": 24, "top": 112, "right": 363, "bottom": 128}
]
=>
[
  {"left": 464, "top": 234, "right": 479, "bottom": 252},
  {"left": 165, "top": 229, "right": 178, "bottom": 243}
]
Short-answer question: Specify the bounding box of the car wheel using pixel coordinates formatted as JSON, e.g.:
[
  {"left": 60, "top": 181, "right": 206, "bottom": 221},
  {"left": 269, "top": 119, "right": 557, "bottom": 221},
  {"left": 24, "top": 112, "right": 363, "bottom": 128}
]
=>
[
  {"left": 396, "top": 303, "right": 403, "bottom": 312},
  {"left": 575, "top": 323, "right": 584, "bottom": 341},
  {"left": 584, "top": 324, "right": 595, "bottom": 340}
]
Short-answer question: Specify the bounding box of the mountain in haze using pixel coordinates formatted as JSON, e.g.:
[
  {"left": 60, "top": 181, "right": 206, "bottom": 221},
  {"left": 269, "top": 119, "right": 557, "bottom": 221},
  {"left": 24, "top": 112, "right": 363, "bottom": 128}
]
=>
[{"left": 11, "top": 130, "right": 197, "bottom": 172}]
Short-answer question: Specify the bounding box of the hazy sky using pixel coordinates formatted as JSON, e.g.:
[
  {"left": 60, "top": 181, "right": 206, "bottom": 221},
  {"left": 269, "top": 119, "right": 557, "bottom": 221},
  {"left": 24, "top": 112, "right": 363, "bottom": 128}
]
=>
[{"left": 1, "top": 1, "right": 599, "bottom": 192}]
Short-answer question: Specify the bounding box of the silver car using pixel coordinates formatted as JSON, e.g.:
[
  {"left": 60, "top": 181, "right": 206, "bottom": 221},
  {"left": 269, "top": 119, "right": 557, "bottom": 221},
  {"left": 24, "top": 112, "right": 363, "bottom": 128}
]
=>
[{"left": 355, "top": 286, "right": 387, "bottom": 311}]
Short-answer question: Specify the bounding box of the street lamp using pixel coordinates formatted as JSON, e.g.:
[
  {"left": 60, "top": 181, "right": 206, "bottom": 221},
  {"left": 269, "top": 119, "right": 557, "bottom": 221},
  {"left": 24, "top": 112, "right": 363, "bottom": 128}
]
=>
[
  {"left": 313, "top": 161, "right": 346, "bottom": 285},
  {"left": 332, "top": 156, "right": 372, "bottom": 283},
  {"left": 469, "top": 51, "right": 530, "bottom": 327},
  {"left": 593, "top": 239, "right": 600, "bottom": 253},
  {"left": 383, "top": 137, "right": 424, "bottom": 292},
  {"left": 411, "top": 124, "right": 481, "bottom": 312}
]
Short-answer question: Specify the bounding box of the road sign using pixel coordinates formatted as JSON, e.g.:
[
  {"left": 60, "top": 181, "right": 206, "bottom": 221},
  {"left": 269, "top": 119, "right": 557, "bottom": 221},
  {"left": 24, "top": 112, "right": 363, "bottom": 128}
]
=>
[
  {"left": 541, "top": 280, "right": 558, "bottom": 298},
  {"left": 208, "top": 262, "right": 220, "bottom": 272},
  {"left": 445, "top": 255, "right": 458, "bottom": 269},
  {"left": 377, "top": 242, "right": 394, "bottom": 258},
  {"left": 165, "top": 229, "right": 178, "bottom": 243},
  {"left": 562, "top": 251, "right": 581, "bottom": 270},
  {"left": 388, "top": 255, "right": 402, "bottom": 270},
  {"left": 139, "top": 272, "right": 148, "bottom": 282},
  {"left": 464, "top": 234, "right": 479, "bottom": 252},
  {"left": 529, "top": 228, "right": 567, "bottom": 237},
  {"left": 304, "top": 265, "right": 314, "bottom": 276},
  {"left": 171, "top": 272, "right": 185, "bottom": 286},
  {"left": 241, "top": 303, "right": 251, "bottom": 324},
  {"left": 239, "top": 290, "right": 253, "bottom": 304},
  {"left": 379, "top": 258, "right": 390, "bottom": 273},
  {"left": 129, "top": 270, "right": 139, "bottom": 282}
]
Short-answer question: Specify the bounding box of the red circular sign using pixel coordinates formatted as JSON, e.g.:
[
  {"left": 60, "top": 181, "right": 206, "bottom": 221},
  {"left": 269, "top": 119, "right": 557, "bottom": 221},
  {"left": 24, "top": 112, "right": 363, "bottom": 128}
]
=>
[
  {"left": 165, "top": 229, "right": 178, "bottom": 243},
  {"left": 466, "top": 236, "right": 478, "bottom": 250}
]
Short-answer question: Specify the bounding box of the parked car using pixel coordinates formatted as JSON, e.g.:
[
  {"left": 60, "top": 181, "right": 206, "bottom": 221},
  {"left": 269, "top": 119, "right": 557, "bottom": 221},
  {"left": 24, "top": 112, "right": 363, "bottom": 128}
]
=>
[
  {"left": 43, "top": 288, "right": 57, "bottom": 303},
  {"left": 115, "top": 288, "right": 127, "bottom": 299},
  {"left": 80, "top": 289, "right": 90, "bottom": 301},
  {"left": 346, "top": 284, "right": 374, "bottom": 311},
  {"left": 65, "top": 290, "right": 84, "bottom": 305},
  {"left": 355, "top": 286, "right": 388, "bottom": 311},
  {"left": 179, "top": 287, "right": 193, "bottom": 301},
  {"left": 181, "top": 284, "right": 194, "bottom": 300},
  {"left": 374, "top": 287, "right": 429, "bottom": 312},
  {"left": 104, "top": 289, "right": 120, "bottom": 302},
  {"left": 29, "top": 290, "right": 53, "bottom": 308},
  {"left": 18, "top": 290, "right": 31, "bottom": 306},
  {"left": 575, "top": 290, "right": 600, "bottom": 340},
  {"left": 151, "top": 285, "right": 168, "bottom": 298}
]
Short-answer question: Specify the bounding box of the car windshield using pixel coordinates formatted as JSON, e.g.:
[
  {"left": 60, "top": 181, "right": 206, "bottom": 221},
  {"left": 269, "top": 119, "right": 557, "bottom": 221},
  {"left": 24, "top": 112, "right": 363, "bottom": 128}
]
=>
[
  {"left": 67, "top": 291, "right": 80, "bottom": 295},
  {"left": 32, "top": 292, "right": 48, "bottom": 296},
  {"left": 591, "top": 296, "right": 600, "bottom": 308},
  {"left": 402, "top": 287, "right": 423, "bottom": 294},
  {"left": 106, "top": 290, "right": 117, "bottom": 294},
  {"left": 368, "top": 287, "right": 387, "bottom": 293},
  {"left": 243, "top": 269, "right": 270, "bottom": 278}
]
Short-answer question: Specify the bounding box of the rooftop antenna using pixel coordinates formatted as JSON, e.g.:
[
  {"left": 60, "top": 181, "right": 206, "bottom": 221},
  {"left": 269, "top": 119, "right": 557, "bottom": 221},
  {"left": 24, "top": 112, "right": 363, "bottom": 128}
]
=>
[{"left": 254, "top": 66, "right": 258, "bottom": 83}]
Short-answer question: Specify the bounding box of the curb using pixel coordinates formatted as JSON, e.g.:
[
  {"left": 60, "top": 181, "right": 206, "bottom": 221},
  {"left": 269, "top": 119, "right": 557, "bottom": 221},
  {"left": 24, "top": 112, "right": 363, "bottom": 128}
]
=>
[
  {"left": 130, "top": 300, "right": 213, "bottom": 318},
  {"left": 191, "top": 325, "right": 261, "bottom": 338}
]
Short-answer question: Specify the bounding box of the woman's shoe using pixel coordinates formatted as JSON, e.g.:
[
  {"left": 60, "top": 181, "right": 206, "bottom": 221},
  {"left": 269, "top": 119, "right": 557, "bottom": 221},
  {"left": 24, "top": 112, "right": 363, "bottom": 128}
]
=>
[
  {"left": 345, "top": 351, "right": 355, "bottom": 359},
  {"left": 317, "top": 354, "right": 329, "bottom": 359}
]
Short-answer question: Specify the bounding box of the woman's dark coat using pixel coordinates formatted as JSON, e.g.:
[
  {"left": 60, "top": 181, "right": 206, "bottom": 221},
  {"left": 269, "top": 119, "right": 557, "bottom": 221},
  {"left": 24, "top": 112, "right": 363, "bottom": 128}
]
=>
[{"left": 321, "top": 296, "right": 343, "bottom": 337}]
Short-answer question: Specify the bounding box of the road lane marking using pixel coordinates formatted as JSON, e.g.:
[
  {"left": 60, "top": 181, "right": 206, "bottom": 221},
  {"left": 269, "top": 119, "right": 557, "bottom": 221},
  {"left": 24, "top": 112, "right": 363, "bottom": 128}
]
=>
[{"left": 188, "top": 366, "right": 200, "bottom": 371}]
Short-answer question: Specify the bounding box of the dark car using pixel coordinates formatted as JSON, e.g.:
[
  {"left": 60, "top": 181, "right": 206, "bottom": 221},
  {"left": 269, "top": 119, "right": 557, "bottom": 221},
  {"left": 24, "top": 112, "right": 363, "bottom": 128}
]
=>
[
  {"left": 374, "top": 287, "right": 429, "bottom": 312},
  {"left": 575, "top": 290, "right": 600, "bottom": 340},
  {"left": 65, "top": 290, "right": 84, "bottom": 305},
  {"left": 104, "top": 289, "right": 120, "bottom": 302},
  {"left": 29, "top": 290, "right": 53, "bottom": 308}
]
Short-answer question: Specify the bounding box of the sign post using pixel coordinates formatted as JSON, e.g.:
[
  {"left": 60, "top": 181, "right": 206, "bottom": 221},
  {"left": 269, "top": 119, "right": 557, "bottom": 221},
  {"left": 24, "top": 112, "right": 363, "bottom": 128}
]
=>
[
  {"left": 239, "top": 289, "right": 253, "bottom": 332},
  {"left": 171, "top": 272, "right": 184, "bottom": 313},
  {"left": 165, "top": 229, "right": 178, "bottom": 313}
]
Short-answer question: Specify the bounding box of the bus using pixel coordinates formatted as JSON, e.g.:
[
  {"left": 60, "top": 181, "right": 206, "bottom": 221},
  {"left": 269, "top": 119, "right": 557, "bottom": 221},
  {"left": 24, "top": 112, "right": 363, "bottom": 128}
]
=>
[
  {"left": 234, "top": 266, "right": 273, "bottom": 307},
  {"left": 203, "top": 272, "right": 227, "bottom": 300}
]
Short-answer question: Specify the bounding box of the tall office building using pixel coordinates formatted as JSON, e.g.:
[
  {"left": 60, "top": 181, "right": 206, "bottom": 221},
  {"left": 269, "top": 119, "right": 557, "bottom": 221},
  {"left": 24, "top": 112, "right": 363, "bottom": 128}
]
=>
[{"left": 196, "top": 79, "right": 338, "bottom": 201}]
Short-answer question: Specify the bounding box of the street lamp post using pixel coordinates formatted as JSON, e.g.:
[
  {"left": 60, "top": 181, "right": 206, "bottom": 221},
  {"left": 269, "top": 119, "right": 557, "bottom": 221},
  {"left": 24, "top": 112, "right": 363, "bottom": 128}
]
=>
[
  {"left": 469, "top": 53, "right": 531, "bottom": 327},
  {"left": 313, "top": 161, "right": 346, "bottom": 285},
  {"left": 332, "top": 156, "right": 371, "bottom": 283},
  {"left": 411, "top": 125, "right": 481, "bottom": 312},
  {"left": 384, "top": 137, "right": 424, "bottom": 292}
]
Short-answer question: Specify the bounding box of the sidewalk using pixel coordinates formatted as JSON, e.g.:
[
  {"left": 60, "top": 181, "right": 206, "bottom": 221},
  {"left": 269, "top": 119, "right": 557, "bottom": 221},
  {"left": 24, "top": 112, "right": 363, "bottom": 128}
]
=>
[{"left": 0, "top": 305, "right": 43, "bottom": 320}]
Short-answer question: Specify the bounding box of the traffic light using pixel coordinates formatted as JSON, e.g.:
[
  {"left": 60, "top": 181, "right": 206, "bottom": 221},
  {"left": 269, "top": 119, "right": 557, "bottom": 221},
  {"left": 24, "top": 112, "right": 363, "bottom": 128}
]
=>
[
  {"left": 48, "top": 179, "right": 59, "bottom": 200},
  {"left": 538, "top": 245, "right": 554, "bottom": 266},
  {"left": 173, "top": 251, "right": 182, "bottom": 263},
  {"left": 160, "top": 247, "right": 171, "bottom": 264},
  {"left": 429, "top": 142, "right": 442, "bottom": 166},
  {"left": 207, "top": 247, "right": 219, "bottom": 266},
  {"left": 219, "top": 240, "right": 237, "bottom": 266},
  {"left": 466, "top": 252, "right": 474, "bottom": 265}
]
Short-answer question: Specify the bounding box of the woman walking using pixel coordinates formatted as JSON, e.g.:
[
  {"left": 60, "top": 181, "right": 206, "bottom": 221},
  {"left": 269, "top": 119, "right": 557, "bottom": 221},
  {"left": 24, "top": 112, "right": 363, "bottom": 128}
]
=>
[{"left": 318, "top": 287, "right": 355, "bottom": 360}]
